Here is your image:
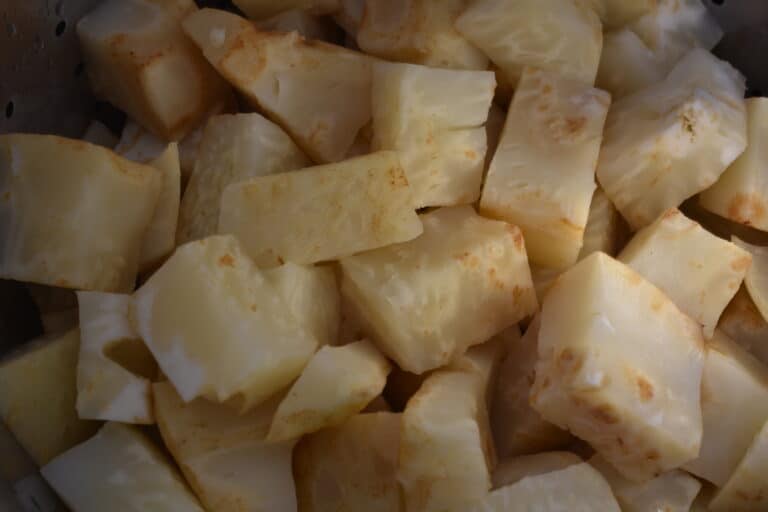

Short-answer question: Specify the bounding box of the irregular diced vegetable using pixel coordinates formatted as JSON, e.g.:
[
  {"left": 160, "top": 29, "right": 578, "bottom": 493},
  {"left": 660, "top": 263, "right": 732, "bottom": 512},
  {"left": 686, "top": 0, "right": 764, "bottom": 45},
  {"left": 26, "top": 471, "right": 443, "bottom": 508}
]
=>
[
  {"left": 493, "top": 451, "right": 581, "bottom": 488},
  {"left": 596, "top": 28, "right": 665, "bottom": 99}
]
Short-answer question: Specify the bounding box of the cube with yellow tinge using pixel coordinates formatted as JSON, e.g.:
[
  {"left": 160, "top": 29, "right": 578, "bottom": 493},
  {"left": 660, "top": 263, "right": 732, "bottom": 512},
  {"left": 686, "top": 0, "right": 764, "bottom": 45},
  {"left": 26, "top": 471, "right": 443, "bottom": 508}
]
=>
[
  {"left": 341, "top": 206, "right": 537, "bottom": 374},
  {"left": 0, "top": 134, "right": 161, "bottom": 292},
  {"left": 218, "top": 151, "right": 423, "bottom": 267},
  {"left": 531, "top": 252, "right": 706, "bottom": 482},
  {"left": 132, "top": 235, "right": 318, "bottom": 411},
  {"left": 480, "top": 67, "right": 610, "bottom": 270}
]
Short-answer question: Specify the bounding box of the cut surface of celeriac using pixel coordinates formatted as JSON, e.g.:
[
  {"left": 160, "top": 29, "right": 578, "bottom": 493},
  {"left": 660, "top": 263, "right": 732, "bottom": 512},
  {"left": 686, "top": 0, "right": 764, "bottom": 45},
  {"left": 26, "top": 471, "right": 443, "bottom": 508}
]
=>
[
  {"left": 579, "top": 187, "right": 627, "bottom": 259},
  {"left": 718, "top": 287, "right": 768, "bottom": 366},
  {"left": 480, "top": 67, "right": 610, "bottom": 270},
  {"left": 733, "top": 237, "right": 768, "bottom": 324},
  {"left": 183, "top": 8, "right": 371, "bottom": 163},
  {"left": 132, "top": 235, "right": 318, "bottom": 411},
  {"left": 340, "top": 206, "right": 537, "bottom": 374},
  {"left": 371, "top": 61, "right": 496, "bottom": 208},
  {"left": 492, "top": 451, "right": 582, "bottom": 489},
  {"left": 218, "top": 151, "right": 423, "bottom": 267},
  {"left": 138, "top": 143, "right": 181, "bottom": 269},
  {"left": 531, "top": 252, "right": 706, "bottom": 482},
  {"left": 0, "top": 134, "right": 161, "bottom": 292}
]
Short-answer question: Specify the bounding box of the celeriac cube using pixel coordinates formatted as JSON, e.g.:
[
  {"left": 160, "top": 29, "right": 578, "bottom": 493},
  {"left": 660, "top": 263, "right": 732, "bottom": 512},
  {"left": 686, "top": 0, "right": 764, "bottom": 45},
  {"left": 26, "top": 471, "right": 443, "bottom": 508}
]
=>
[
  {"left": 82, "top": 120, "right": 118, "bottom": 148},
  {"left": 591, "top": 454, "right": 701, "bottom": 512},
  {"left": 42, "top": 423, "right": 204, "bottom": 512},
  {"left": 480, "top": 67, "right": 610, "bottom": 270},
  {"left": 597, "top": 49, "right": 747, "bottom": 229},
  {"left": 371, "top": 61, "right": 495, "bottom": 207},
  {"left": 491, "top": 317, "right": 572, "bottom": 458},
  {"left": 0, "top": 329, "right": 100, "bottom": 466},
  {"left": 294, "top": 412, "right": 402, "bottom": 512},
  {"left": 531, "top": 252, "right": 706, "bottom": 482},
  {"left": 341, "top": 206, "right": 537, "bottom": 374},
  {"left": 357, "top": 0, "right": 488, "bottom": 70},
  {"left": 264, "top": 263, "right": 340, "bottom": 347},
  {"left": 177, "top": 113, "right": 310, "bottom": 244},
  {"left": 469, "top": 463, "right": 621, "bottom": 512},
  {"left": 455, "top": 0, "right": 602, "bottom": 87},
  {"left": 268, "top": 340, "right": 391, "bottom": 441},
  {"left": 256, "top": 9, "right": 340, "bottom": 41},
  {"left": 0, "top": 134, "right": 161, "bottom": 292},
  {"left": 183, "top": 8, "right": 372, "bottom": 163},
  {"left": 232, "top": 0, "right": 339, "bottom": 20},
  {"left": 701, "top": 99, "right": 768, "bottom": 231},
  {"left": 619, "top": 208, "right": 751, "bottom": 337},
  {"left": 588, "top": 0, "right": 654, "bottom": 29},
  {"left": 580, "top": 187, "right": 628, "bottom": 259},
  {"left": 218, "top": 151, "right": 423, "bottom": 267},
  {"left": 709, "top": 419, "right": 768, "bottom": 512},
  {"left": 139, "top": 143, "right": 180, "bottom": 269},
  {"left": 76, "top": 291, "right": 155, "bottom": 424},
  {"left": 683, "top": 330, "right": 768, "bottom": 486},
  {"left": 132, "top": 235, "right": 318, "bottom": 411},
  {"left": 493, "top": 451, "right": 582, "bottom": 488},
  {"left": 719, "top": 287, "right": 768, "bottom": 366},
  {"left": 77, "top": 0, "right": 231, "bottom": 141},
  {"left": 153, "top": 382, "right": 297, "bottom": 512},
  {"left": 596, "top": 28, "right": 665, "bottom": 99},
  {"left": 399, "top": 370, "right": 491, "bottom": 512}
]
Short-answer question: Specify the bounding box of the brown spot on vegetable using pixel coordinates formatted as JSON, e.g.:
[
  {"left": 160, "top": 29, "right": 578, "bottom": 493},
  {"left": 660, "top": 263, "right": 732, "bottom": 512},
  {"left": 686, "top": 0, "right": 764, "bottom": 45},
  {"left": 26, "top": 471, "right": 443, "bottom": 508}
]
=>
[
  {"left": 590, "top": 404, "right": 619, "bottom": 424},
  {"left": 218, "top": 254, "right": 235, "bottom": 267},
  {"left": 728, "top": 194, "right": 767, "bottom": 225},
  {"left": 637, "top": 376, "right": 654, "bottom": 401},
  {"left": 731, "top": 255, "right": 752, "bottom": 273},
  {"left": 646, "top": 450, "right": 660, "bottom": 461}
]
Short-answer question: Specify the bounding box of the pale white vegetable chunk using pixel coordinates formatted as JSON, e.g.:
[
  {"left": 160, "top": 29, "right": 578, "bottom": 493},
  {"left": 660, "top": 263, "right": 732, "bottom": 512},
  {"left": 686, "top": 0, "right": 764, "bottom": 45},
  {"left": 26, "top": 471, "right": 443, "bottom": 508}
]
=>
[
  {"left": 591, "top": 455, "right": 701, "bottom": 512},
  {"left": 480, "top": 67, "right": 610, "bottom": 270},
  {"left": 115, "top": 119, "right": 168, "bottom": 164},
  {"left": 268, "top": 340, "right": 391, "bottom": 441},
  {"left": 588, "top": 0, "right": 654, "bottom": 29},
  {"left": 76, "top": 292, "right": 155, "bottom": 424},
  {"left": 597, "top": 49, "right": 747, "bottom": 229},
  {"left": 294, "top": 412, "right": 402, "bottom": 512},
  {"left": 178, "top": 113, "right": 310, "bottom": 244},
  {"left": 77, "top": 0, "right": 231, "bottom": 141},
  {"left": 232, "top": 0, "right": 339, "bottom": 20},
  {"left": 263, "top": 263, "right": 340, "bottom": 347},
  {"left": 256, "top": 9, "right": 339, "bottom": 42},
  {"left": 493, "top": 451, "right": 582, "bottom": 489},
  {"left": 619, "top": 208, "right": 751, "bottom": 338},
  {"left": 219, "top": 151, "right": 422, "bottom": 267},
  {"left": 183, "top": 9, "right": 372, "bottom": 163},
  {"left": 684, "top": 331, "right": 768, "bottom": 486},
  {"left": 455, "top": 0, "right": 602, "bottom": 87},
  {"left": 531, "top": 252, "right": 706, "bottom": 482},
  {"left": 701, "top": 99, "right": 768, "bottom": 231},
  {"left": 579, "top": 187, "right": 627, "bottom": 259},
  {"left": 357, "top": 0, "right": 488, "bottom": 70},
  {"left": 709, "top": 419, "right": 768, "bottom": 512},
  {"left": 398, "top": 370, "right": 491, "bottom": 512},
  {"left": 41, "top": 423, "right": 205, "bottom": 512},
  {"left": 469, "top": 463, "right": 621, "bottom": 512},
  {"left": 0, "top": 134, "right": 161, "bottom": 292},
  {"left": 341, "top": 206, "right": 538, "bottom": 374},
  {"left": 132, "top": 235, "right": 318, "bottom": 411},
  {"left": 491, "top": 317, "right": 572, "bottom": 459},
  {"left": 719, "top": 287, "right": 768, "bottom": 366},
  {"left": 139, "top": 143, "right": 181, "bottom": 269},
  {"left": 153, "top": 381, "right": 297, "bottom": 512},
  {"left": 596, "top": 29, "right": 665, "bottom": 99},
  {"left": 371, "top": 61, "right": 495, "bottom": 207},
  {"left": 733, "top": 238, "right": 768, "bottom": 324}
]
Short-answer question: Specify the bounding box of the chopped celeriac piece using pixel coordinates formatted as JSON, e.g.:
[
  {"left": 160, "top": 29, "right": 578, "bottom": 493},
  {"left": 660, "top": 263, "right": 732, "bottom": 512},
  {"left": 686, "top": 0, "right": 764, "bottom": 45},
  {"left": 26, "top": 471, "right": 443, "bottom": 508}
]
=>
[
  {"left": 591, "top": 454, "right": 702, "bottom": 512},
  {"left": 399, "top": 370, "right": 491, "bottom": 512},
  {"left": 153, "top": 381, "right": 297, "bottom": 512},
  {"left": 76, "top": 291, "right": 155, "bottom": 424},
  {"left": 42, "top": 422, "right": 204, "bottom": 512},
  {"left": 256, "top": 9, "right": 340, "bottom": 41},
  {"left": 0, "top": 329, "right": 100, "bottom": 466},
  {"left": 619, "top": 208, "right": 751, "bottom": 337},
  {"left": 357, "top": 0, "right": 488, "bottom": 70},
  {"left": 597, "top": 48, "right": 747, "bottom": 229},
  {"left": 493, "top": 451, "right": 582, "bottom": 489},
  {"left": 719, "top": 287, "right": 768, "bottom": 366},
  {"left": 371, "top": 61, "right": 495, "bottom": 207},
  {"left": 596, "top": 28, "right": 665, "bottom": 99},
  {"left": 139, "top": 143, "right": 180, "bottom": 269},
  {"left": 531, "top": 252, "right": 706, "bottom": 482},
  {"left": 219, "top": 151, "right": 422, "bottom": 267},
  {"left": 77, "top": 0, "right": 231, "bottom": 141},
  {"left": 294, "top": 412, "right": 402, "bottom": 512},
  {"left": 82, "top": 120, "right": 118, "bottom": 148},
  {"left": 480, "top": 67, "right": 610, "bottom": 270},
  {"left": 580, "top": 187, "right": 627, "bottom": 259},
  {"left": 469, "top": 463, "right": 621, "bottom": 512},
  {"left": 341, "top": 206, "right": 537, "bottom": 374},
  {"left": 232, "top": 0, "right": 339, "bottom": 20},
  {"left": 183, "top": 8, "right": 372, "bottom": 163},
  {"left": 0, "top": 134, "right": 161, "bottom": 292},
  {"left": 132, "top": 235, "right": 318, "bottom": 411},
  {"left": 733, "top": 238, "right": 768, "bottom": 324},
  {"left": 491, "top": 317, "right": 572, "bottom": 459},
  {"left": 587, "top": 0, "right": 654, "bottom": 29},
  {"left": 455, "top": 0, "right": 602, "bottom": 87},
  {"left": 268, "top": 340, "right": 391, "bottom": 441},
  {"left": 684, "top": 330, "right": 768, "bottom": 486},
  {"left": 178, "top": 113, "right": 310, "bottom": 244},
  {"left": 709, "top": 419, "right": 768, "bottom": 512}
]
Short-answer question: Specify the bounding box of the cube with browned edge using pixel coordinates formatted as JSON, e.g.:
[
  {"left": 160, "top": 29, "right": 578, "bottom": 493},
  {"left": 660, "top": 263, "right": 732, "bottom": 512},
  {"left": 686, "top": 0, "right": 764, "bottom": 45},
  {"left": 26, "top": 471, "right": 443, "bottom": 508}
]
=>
[
  {"left": 531, "top": 252, "right": 706, "bottom": 482},
  {"left": 77, "top": 0, "right": 232, "bottom": 141},
  {"left": 183, "top": 8, "right": 372, "bottom": 163},
  {"left": 341, "top": 206, "right": 537, "bottom": 374},
  {"left": 0, "top": 135, "right": 161, "bottom": 292}
]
